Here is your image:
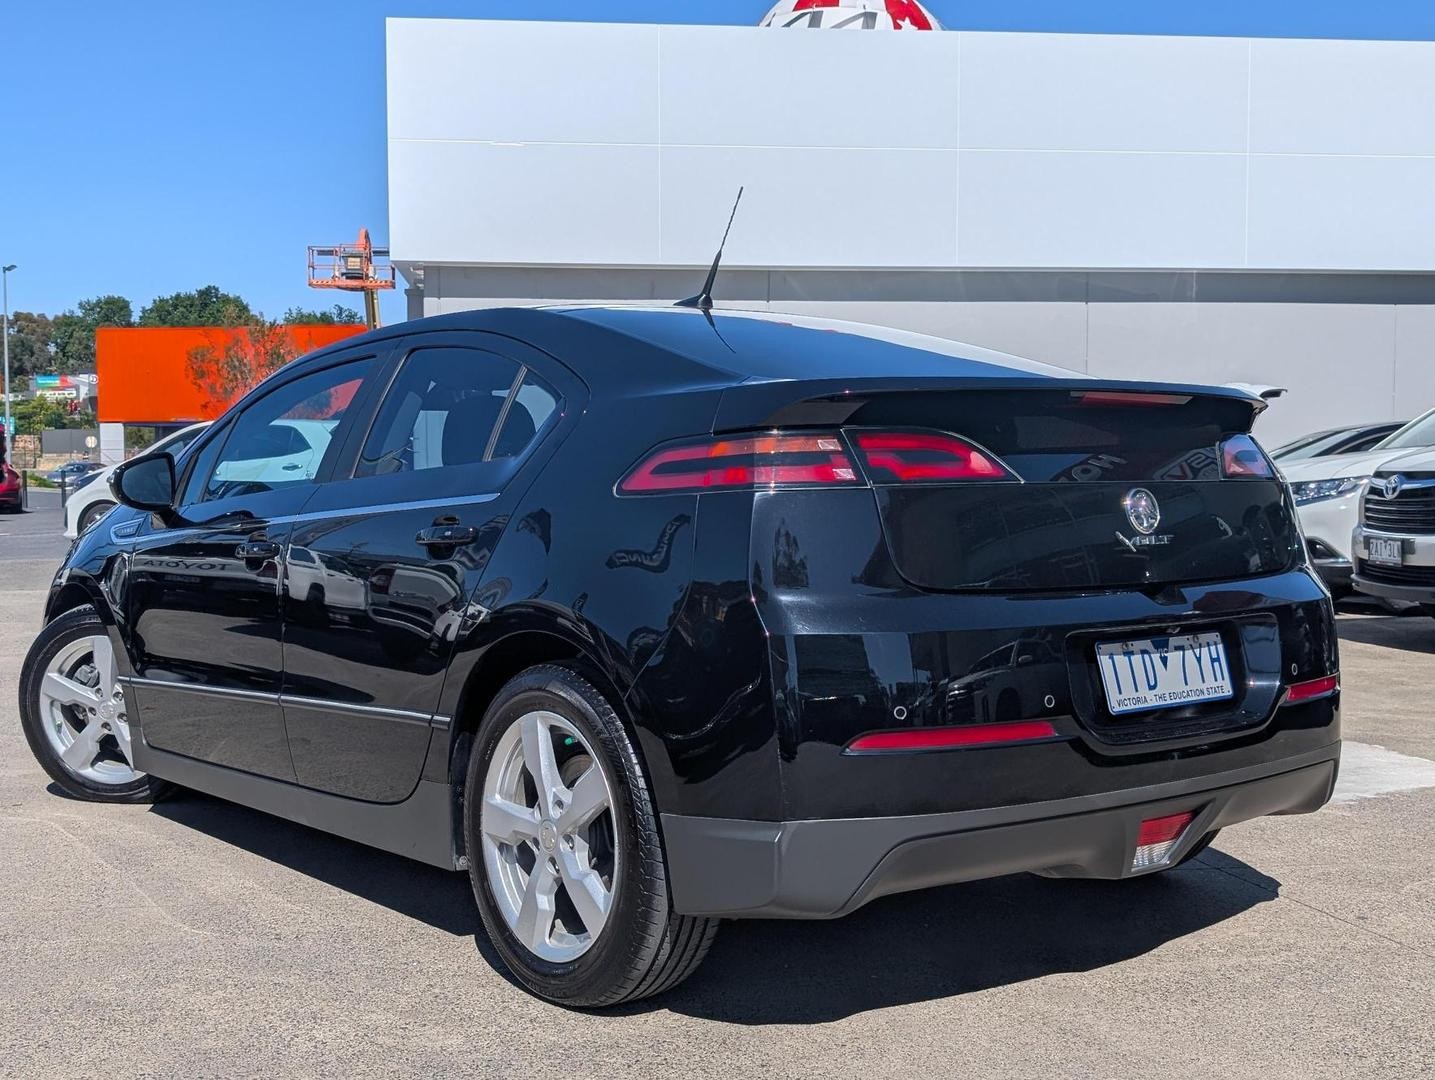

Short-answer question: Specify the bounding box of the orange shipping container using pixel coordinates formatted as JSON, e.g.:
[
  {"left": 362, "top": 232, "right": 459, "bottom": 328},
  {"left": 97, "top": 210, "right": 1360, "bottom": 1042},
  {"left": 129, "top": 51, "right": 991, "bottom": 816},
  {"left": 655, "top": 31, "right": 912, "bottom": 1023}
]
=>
[{"left": 96, "top": 324, "right": 366, "bottom": 424}]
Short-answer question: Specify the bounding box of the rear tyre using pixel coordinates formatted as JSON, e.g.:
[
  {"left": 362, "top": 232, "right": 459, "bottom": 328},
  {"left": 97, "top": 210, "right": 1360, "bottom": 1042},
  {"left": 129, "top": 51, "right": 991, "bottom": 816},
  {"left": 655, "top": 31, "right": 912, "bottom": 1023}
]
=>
[
  {"left": 77, "top": 500, "right": 116, "bottom": 535},
  {"left": 463, "top": 663, "right": 718, "bottom": 1007},
  {"left": 18, "top": 605, "right": 171, "bottom": 803}
]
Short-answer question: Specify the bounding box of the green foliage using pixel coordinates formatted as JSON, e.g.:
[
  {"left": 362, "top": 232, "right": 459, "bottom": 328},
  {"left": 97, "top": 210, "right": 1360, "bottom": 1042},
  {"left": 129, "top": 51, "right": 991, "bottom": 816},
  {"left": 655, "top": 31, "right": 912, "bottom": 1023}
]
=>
[
  {"left": 3, "top": 311, "right": 54, "bottom": 379},
  {"left": 283, "top": 303, "right": 362, "bottom": 325},
  {"left": 11, "top": 395, "right": 75, "bottom": 435},
  {"left": 139, "top": 285, "right": 252, "bottom": 328},
  {"left": 49, "top": 294, "right": 134, "bottom": 374}
]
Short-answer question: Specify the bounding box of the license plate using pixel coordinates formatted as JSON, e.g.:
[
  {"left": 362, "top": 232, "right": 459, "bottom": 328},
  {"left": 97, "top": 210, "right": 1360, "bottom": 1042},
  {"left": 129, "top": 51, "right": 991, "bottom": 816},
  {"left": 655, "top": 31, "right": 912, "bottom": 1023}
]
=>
[
  {"left": 1367, "top": 537, "right": 1404, "bottom": 567},
  {"left": 1096, "top": 632, "right": 1234, "bottom": 715}
]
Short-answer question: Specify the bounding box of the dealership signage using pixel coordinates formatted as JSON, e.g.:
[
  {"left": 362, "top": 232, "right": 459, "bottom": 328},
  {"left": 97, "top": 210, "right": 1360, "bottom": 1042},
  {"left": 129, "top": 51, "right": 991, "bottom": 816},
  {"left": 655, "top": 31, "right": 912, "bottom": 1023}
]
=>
[{"left": 31, "top": 373, "right": 97, "bottom": 401}]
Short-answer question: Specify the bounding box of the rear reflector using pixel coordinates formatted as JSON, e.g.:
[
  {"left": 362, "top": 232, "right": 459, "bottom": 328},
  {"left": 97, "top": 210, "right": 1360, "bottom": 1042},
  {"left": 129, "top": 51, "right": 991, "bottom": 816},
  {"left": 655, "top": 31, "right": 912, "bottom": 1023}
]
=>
[
  {"left": 851, "top": 431, "right": 1017, "bottom": 485},
  {"left": 618, "top": 433, "right": 861, "bottom": 494},
  {"left": 1132, "top": 811, "right": 1195, "bottom": 871},
  {"left": 1283, "top": 674, "right": 1339, "bottom": 705},
  {"left": 845, "top": 720, "right": 1059, "bottom": 753}
]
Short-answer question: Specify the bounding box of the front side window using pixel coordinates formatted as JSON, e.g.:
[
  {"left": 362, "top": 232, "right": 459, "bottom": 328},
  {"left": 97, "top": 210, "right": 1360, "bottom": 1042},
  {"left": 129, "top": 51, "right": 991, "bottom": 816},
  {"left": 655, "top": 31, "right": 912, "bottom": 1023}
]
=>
[{"left": 197, "top": 360, "right": 373, "bottom": 502}]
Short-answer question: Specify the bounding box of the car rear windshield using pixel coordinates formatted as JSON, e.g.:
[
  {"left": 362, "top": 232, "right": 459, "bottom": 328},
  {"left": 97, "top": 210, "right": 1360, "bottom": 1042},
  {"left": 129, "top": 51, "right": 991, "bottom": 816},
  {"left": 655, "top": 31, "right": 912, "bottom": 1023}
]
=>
[{"left": 847, "top": 388, "right": 1260, "bottom": 482}]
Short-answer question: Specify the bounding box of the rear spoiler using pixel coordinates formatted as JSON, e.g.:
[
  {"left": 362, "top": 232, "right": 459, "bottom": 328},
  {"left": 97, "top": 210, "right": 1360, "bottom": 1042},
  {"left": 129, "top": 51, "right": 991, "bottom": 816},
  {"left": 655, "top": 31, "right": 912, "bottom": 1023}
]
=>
[
  {"left": 713, "top": 377, "right": 1270, "bottom": 432},
  {"left": 1225, "top": 382, "right": 1287, "bottom": 401}
]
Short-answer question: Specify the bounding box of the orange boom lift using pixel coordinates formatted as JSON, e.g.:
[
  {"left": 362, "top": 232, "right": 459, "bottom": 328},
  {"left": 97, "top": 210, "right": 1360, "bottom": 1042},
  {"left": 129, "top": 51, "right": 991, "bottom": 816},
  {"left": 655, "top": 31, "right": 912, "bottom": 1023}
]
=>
[{"left": 307, "top": 228, "right": 396, "bottom": 330}]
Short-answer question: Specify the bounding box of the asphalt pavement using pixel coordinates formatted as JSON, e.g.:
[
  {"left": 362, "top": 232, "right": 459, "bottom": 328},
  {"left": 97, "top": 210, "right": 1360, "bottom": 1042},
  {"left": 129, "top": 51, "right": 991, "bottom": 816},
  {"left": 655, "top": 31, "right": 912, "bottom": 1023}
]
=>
[{"left": 1, "top": 499, "right": 1432, "bottom": 1078}]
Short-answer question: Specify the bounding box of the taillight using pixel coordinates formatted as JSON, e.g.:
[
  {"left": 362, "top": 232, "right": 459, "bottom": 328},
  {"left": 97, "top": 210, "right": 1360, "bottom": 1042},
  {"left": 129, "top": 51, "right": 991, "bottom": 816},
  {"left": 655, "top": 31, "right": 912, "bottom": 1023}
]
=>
[
  {"left": 1220, "top": 434, "right": 1274, "bottom": 479},
  {"left": 617, "top": 433, "right": 860, "bottom": 494},
  {"left": 850, "top": 431, "right": 1018, "bottom": 485},
  {"left": 618, "top": 428, "right": 1021, "bottom": 495}
]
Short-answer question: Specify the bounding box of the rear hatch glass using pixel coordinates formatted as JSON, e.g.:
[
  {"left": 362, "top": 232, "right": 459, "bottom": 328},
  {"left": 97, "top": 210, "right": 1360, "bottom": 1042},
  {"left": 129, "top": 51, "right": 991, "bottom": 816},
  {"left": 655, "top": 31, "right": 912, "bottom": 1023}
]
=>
[{"left": 848, "top": 388, "right": 1298, "bottom": 591}]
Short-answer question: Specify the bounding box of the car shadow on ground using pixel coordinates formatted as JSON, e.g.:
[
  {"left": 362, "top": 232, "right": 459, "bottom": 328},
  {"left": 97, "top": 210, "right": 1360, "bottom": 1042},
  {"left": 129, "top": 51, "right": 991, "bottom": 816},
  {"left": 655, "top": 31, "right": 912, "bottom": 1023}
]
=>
[
  {"left": 145, "top": 789, "right": 482, "bottom": 937},
  {"left": 638, "top": 852, "right": 1277, "bottom": 1024},
  {"left": 145, "top": 787, "right": 1277, "bottom": 1023}
]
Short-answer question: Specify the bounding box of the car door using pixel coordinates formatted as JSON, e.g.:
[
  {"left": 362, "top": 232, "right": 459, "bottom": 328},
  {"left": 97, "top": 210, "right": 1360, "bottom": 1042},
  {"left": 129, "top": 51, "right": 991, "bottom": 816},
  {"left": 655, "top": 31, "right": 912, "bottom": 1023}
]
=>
[
  {"left": 280, "top": 332, "right": 574, "bottom": 802},
  {"left": 122, "top": 353, "right": 381, "bottom": 779}
]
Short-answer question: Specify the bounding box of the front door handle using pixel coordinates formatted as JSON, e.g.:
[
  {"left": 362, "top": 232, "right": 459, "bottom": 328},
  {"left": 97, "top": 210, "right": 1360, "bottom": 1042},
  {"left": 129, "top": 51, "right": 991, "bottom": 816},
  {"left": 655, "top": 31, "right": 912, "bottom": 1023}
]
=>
[
  {"left": 236, "top": 540, "right": 282, "bottom": 560},
  {"left": 416, "top": 525, "right": 478, "bottom": 548}
]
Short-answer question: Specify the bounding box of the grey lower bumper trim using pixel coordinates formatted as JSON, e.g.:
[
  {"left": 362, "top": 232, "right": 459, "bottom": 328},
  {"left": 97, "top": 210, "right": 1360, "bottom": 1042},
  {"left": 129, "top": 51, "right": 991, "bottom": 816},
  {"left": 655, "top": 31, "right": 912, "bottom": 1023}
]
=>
[
  {"left": 662, "top": 745, "right": 1340, "bottom": 919},
  {"left": 1353, "top": 575, "right": 1434, "bottom": 604}
]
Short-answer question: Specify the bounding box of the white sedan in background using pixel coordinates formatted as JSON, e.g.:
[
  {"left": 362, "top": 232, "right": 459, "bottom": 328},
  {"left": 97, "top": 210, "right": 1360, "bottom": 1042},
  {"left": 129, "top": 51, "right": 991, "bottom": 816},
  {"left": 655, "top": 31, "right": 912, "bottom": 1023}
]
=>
[
  {"left": 1282, "top": 408, "right": 1435, "bottom": 594},
  {"left": 63, "top": 423, "right": 211, "bottom": 538},
  {"left": 64, "top": 419, "right": 337, "bottom": 538}
]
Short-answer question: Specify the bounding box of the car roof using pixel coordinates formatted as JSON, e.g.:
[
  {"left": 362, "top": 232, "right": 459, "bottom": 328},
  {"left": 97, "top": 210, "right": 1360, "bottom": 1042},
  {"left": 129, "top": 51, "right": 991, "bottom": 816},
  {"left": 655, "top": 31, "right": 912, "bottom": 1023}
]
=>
[
  {"left": 296, "top": 305, "right": 1266, "bottom": 404},
  {"left": 551, "top": 306, "right": 1078, "bottom": 383}
]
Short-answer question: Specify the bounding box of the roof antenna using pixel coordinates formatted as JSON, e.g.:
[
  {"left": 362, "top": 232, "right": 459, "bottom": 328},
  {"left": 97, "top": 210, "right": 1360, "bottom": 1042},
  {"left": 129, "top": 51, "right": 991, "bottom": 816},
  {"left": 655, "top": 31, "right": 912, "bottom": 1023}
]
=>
[{"left": 676, "top": 186, "right": 744, "bottom": 311}]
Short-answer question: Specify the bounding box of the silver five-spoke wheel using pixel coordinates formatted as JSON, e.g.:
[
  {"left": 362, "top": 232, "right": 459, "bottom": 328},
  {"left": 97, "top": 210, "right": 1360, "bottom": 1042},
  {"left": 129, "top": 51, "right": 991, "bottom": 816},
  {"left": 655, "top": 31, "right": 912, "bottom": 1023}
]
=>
[
  {"left": 38, "top": 633, "right": 139, "bottom": 785},
  {"left": 480, "top": 710, "right": 618, "bottom": 963}
]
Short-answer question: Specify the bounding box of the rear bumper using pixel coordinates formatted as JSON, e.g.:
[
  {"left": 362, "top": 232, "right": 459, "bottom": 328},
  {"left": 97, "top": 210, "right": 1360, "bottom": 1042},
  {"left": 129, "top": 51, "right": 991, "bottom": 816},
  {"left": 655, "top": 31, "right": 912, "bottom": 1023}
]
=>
[
  {"left": 663, "top": 743, "right": 1339, "bottom": 919},
  {"left": 1351, "top": 525, "right": 1435, "bottom": 602}
]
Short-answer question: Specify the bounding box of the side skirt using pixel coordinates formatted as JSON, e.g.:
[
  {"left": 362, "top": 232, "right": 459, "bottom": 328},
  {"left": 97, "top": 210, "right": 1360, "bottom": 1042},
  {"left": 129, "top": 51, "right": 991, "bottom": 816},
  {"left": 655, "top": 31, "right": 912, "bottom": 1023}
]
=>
[{"left": 137, "top": 741, "right": 460, "bottom": 870}]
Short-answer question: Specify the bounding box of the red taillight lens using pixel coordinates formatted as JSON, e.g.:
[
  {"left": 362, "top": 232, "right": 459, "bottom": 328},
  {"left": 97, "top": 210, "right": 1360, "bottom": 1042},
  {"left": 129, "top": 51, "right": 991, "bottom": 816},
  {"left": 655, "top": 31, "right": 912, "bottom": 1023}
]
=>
[
  {"left": 1220, "top": 434, "right": 1274, "bottom": 479},
  {"left": 618, "top": 433, "right": 860, "bottom": 494},
  {"left": 851, "top": 431, "right": 1017, "bottom": 485},
  {"left": 1132, "top": 810, "right": 1196, "bottom": 870},
  {"left": 1284, "top": 673, "right": 1339, "bottom": 704},
  {"left": 845, "top": 720, "right": 1059, "bottom": 753},
  {"left": 1136, "top": 812, "right": 1195, "bottom": 848}
]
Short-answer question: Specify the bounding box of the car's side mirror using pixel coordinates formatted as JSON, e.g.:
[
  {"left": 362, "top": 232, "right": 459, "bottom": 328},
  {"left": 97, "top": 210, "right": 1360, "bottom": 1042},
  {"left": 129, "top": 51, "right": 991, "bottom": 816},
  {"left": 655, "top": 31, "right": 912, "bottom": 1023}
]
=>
[{"left": 110, "top": 452, "right": 176, "bottom": 516}]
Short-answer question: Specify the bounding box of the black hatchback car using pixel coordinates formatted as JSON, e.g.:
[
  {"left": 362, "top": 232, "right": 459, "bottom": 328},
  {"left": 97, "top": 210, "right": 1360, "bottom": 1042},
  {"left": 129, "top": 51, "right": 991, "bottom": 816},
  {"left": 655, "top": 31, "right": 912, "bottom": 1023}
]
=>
[{"left": 20, "top": 307, "right": 1341, "bottom": 1006}]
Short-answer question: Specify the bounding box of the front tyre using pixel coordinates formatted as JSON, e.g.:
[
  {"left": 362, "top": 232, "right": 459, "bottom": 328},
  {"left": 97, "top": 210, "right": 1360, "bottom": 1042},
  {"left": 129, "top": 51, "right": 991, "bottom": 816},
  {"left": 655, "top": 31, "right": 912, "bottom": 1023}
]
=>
[
  {"left": 463, "top": 664, "right": 717, "bottom": 1007},
  {"left": 77, "top": 499, "right": 116, "bottom": 535},
  {"left": 19, "top": 605, "right": 170, "bottom": 802}
]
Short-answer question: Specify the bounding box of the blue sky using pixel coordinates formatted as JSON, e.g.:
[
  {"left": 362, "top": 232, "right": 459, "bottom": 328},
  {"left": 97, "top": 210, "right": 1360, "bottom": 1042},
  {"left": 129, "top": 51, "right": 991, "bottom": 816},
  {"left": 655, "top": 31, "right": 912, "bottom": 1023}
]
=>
[{"left": 4, "top": 1, "right": 1434, "bottom": 327}]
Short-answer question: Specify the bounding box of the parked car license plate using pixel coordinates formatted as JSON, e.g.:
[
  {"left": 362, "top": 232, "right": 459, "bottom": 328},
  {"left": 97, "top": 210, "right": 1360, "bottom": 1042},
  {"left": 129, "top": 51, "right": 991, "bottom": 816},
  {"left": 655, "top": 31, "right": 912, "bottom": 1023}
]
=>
[
  {"left": 1366, "top": 537, "right": 1404, "bottom": 566},
  {"left": 1096, "top": 632, "right": 1234, "bottom": 715}
]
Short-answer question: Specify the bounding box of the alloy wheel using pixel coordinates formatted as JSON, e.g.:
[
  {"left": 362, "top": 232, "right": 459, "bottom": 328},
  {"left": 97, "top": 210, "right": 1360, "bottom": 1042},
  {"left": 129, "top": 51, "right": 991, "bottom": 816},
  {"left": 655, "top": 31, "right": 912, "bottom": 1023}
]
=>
[
  {"left": 37, "top": 634, "right": 140, "bottom": 785},
  {"left": 479, "top": 710, "right": 618, "bottom": 963}
]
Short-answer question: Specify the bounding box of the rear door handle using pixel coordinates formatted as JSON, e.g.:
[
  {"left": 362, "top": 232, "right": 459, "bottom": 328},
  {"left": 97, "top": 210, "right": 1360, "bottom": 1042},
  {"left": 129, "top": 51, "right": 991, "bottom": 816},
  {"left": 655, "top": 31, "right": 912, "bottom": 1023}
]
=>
[
  {"left": 416, "top": 525, "right": 478, "bottom": 547},
  {"left": 236, "top": 540, "right": 282, "bottom": 559}
]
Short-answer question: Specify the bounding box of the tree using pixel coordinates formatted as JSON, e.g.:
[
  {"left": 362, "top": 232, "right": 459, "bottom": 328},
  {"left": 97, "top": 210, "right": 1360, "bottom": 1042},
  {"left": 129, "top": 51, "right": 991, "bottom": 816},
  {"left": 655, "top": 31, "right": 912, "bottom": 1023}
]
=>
[
  {"left": 140, "top": 285, "right": 251, "bottom": 328},
  {"left": 3, "top": 311, "right": 54, "bottom": 379},
  {"left": 11, "top": 395, "right": 75, "bottom": 435},
  {"left": 283, "top": 303, "right": 362, "bottom": 325},
  {"left": 186, "top": 311, "right": 300, "bottom": 413},
  {"left": 49, "top": 294, "right": 134, "bottom": 374}
]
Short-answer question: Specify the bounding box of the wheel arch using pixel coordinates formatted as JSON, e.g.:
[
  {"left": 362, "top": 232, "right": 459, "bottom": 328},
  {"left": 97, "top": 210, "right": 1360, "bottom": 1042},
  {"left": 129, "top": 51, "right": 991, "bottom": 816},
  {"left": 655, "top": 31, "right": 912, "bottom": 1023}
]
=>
[
  {"left": 45, "top": 576, "right": 110, "bottom": 626},
  {"left": 434, "top": 618, "right": 671, "bottom": 867}
]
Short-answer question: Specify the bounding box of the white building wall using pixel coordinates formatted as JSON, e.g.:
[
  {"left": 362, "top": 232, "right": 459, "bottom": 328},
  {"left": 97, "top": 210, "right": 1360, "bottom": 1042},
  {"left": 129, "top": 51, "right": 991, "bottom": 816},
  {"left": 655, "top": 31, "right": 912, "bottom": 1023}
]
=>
[
  {"left": 388, "top": 20, "right": 1435, "bottom": 275},
  {"left": 386, "top": 19, "right": 1435, "bottom": 446}
]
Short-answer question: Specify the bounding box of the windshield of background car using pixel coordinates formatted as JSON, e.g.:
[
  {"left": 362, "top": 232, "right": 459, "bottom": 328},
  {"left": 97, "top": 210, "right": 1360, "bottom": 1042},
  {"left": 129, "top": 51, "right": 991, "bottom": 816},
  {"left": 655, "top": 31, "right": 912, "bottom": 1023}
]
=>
[{"left": 1375, "top": 410, "right": 1435, "bottom": 450}]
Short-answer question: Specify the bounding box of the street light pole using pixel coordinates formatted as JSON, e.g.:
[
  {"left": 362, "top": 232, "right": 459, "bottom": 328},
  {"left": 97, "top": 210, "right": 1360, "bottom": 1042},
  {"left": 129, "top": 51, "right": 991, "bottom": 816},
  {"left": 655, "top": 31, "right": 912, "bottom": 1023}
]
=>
[{"left": 1, "top": 265, "right": 15, "bottom": 466}]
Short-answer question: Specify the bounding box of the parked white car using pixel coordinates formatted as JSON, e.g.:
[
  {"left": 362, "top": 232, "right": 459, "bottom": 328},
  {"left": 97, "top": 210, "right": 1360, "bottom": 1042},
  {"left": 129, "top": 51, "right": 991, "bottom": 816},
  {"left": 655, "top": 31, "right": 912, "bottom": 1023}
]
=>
[
  {"left": 65, "top": 418, "right": 338, "bottom": 538},
  {"left": 1282, "top": 408, "right": 1435, "bottom": 593},
  {"left": 63, "top": 423, "right": 211, "bottom": 539},
  {"left": 1352, "top": 444, "right": 1435, "bottom": 612}
]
